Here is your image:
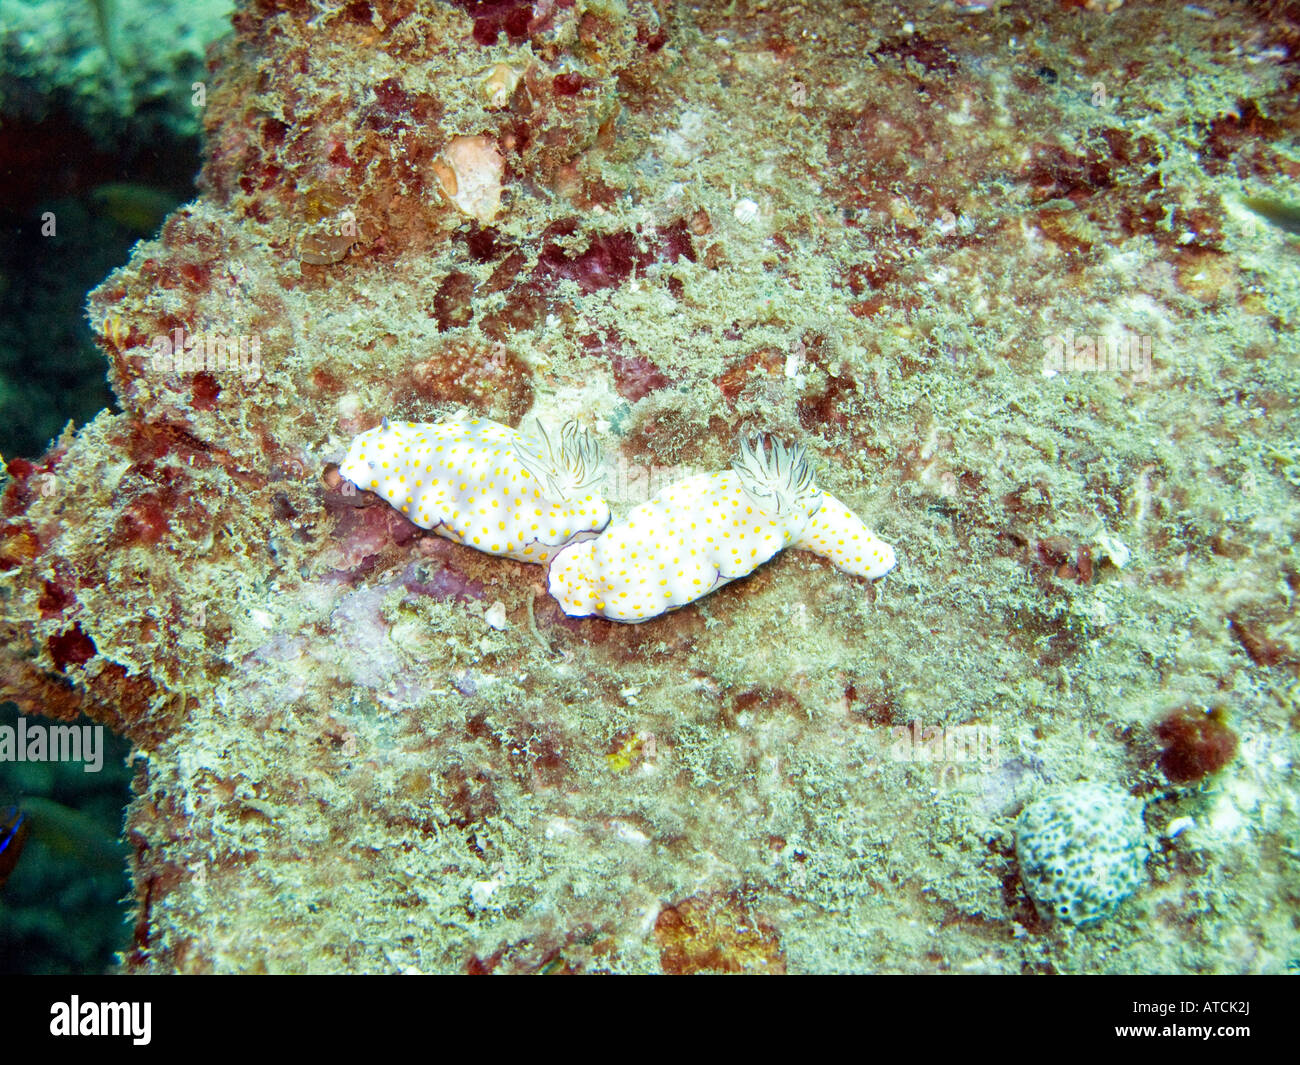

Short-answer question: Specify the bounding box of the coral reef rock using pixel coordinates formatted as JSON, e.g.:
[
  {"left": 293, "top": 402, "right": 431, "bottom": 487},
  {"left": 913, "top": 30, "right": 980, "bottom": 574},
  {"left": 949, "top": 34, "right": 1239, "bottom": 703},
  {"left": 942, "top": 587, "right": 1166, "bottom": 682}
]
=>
[{"left": 1, "top": 0, "right": 1298, "bottom": 972}]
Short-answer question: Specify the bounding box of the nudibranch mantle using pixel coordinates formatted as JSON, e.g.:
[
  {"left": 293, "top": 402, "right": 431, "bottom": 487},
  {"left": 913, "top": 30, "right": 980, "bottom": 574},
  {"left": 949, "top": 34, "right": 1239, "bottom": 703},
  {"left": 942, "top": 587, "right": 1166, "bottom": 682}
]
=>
[
  {"left": 548, "top": 436, "right": 896, "bottom": 622},
  {"left": 339, "top": 417, "right": 610, "bottom": 564}
]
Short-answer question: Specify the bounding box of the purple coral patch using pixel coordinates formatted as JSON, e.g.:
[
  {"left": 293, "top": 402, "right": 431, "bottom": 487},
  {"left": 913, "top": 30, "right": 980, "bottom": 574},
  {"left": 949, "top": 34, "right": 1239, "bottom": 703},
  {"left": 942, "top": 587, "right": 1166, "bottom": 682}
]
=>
[
  {"left": 536, "top": 218, "right": 696, "bottom": 294},
  {"left": 49, "top": 623, "right": 96, "bottom": 671}
]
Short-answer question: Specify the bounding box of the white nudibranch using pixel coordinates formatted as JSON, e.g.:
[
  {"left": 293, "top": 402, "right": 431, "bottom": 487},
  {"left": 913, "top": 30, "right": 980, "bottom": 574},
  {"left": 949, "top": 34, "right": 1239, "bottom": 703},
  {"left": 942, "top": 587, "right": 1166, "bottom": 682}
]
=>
[
  {"left": 795, "top": 493, "right": 897, "bottom": 579},
  {"left": 339, "top": 416, "right": 610, "bottom": 564},
  {"left": 547, "top": 436, "right": 896, "bottom": 623}
]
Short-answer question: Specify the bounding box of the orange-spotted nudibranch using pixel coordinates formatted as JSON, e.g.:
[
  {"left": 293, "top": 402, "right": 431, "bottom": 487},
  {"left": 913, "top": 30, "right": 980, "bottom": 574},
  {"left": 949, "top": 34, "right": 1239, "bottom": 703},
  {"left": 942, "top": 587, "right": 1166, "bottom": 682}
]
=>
[
  {"left": 547, "top": 435, "right": 896, "bottom": 622},
  {"left": 339, "top": 417, "right": 610, "bottom": 564}
]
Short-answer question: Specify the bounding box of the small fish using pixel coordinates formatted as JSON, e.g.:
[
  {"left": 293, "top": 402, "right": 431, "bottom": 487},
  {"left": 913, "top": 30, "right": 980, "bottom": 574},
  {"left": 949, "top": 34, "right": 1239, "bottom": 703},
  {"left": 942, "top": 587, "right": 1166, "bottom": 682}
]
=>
[
  {"left": 21, "top": 797, "right": 126, "bottom": 873},
  {"left": 0, "top": 806, "right": 30, "bottom": 888},
  {"left": 91, "top": 183, "right": 179, "bottom": 235},
  {"left": 1242, "top": 196, "right": 1300, "bottom": 238}
]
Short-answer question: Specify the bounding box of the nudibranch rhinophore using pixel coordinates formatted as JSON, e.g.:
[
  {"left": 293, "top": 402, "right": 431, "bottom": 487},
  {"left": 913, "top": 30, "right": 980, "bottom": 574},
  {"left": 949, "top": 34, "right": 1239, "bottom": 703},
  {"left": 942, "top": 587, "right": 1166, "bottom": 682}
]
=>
[
  {"left": 547, "top": 436, "right": 896, "bottom": 622},
  {"left": 339, "top": 417, "right": 610, "bottom": 564}
]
